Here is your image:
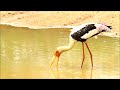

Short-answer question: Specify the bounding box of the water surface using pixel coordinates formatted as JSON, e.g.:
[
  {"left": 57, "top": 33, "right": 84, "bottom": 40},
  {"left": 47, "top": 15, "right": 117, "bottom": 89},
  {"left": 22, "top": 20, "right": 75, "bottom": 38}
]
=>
[{"left": 0, "top": 25, "right": 120, "bottom": 79}]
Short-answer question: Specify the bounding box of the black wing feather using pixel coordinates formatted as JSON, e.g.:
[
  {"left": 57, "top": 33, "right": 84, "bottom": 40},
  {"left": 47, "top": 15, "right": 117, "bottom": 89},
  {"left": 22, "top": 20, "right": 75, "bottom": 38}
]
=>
[{"left": 71, "top": 24, "right": 96, "bottom": 42}]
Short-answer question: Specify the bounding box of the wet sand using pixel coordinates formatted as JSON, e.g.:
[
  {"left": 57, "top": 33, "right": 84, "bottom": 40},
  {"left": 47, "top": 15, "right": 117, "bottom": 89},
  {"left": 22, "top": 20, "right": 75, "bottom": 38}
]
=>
[{"left": 0, "top": 11, "right": 120, "bottom": 37}]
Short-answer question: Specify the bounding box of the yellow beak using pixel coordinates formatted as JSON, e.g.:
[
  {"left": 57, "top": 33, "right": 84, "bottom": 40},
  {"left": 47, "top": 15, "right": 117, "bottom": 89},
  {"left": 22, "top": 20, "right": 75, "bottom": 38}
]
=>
[{"left": 50, "top": 55, "right": 59, "bottom": 68}]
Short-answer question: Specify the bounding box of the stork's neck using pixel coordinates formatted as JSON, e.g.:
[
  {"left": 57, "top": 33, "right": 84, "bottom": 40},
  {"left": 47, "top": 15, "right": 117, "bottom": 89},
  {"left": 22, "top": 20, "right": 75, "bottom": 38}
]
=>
[{"left": 57, "top": 37, "right": 76, "bottom": 53}]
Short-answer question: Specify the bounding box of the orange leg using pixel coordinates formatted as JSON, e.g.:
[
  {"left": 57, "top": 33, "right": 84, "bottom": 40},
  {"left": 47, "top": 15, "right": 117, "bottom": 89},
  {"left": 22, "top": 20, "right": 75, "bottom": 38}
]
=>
[
  {"left": 85, "top": 42, "right": 93, "bottom": 68},
  {"left": 81, "top": 42, "right": 85, "bottom": 69}
]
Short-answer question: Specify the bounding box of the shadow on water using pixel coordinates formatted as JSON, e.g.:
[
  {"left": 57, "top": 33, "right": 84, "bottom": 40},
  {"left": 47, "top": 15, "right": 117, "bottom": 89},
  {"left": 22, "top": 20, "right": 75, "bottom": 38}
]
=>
[{"left": 0, "top": 25, "right": 120, "bottom": 79}]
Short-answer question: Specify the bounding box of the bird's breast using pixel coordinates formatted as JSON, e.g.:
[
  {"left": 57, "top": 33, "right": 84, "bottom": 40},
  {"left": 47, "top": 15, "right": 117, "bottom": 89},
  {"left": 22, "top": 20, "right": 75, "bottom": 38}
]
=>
[{"left": 71, "top": 30, "right": 87, "bottom": 42}]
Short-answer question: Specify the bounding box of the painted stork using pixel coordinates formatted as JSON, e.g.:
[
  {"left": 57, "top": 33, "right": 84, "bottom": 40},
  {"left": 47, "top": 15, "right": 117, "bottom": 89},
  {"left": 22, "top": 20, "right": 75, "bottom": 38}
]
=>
[{"left": 50, "top": 23, "right": 112, "bottom": 68}]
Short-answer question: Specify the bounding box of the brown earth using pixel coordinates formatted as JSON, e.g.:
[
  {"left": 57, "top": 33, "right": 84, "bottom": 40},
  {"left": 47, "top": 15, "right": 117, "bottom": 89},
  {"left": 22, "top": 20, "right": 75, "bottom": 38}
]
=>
[{"left": 0, "top": 11, "right": 120, "bottom": 37}]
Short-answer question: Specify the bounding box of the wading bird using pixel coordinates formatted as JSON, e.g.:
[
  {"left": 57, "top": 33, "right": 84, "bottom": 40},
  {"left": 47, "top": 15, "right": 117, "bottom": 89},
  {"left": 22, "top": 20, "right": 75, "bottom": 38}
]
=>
[{"left": 50, "top": 23, "right": 112, "bottom": 68}]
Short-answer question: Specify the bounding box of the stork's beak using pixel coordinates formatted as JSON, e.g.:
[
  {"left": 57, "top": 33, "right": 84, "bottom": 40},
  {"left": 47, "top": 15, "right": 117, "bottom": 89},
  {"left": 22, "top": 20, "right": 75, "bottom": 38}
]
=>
[{"left": 50, "top": 50, "right": 60, "bottom": 68}]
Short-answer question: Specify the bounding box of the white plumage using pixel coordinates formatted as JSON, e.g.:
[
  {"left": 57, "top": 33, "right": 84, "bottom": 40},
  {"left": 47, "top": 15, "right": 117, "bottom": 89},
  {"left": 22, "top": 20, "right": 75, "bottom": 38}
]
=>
[{"left": 50, "top": 23, "right": 112, "bottom": 68}]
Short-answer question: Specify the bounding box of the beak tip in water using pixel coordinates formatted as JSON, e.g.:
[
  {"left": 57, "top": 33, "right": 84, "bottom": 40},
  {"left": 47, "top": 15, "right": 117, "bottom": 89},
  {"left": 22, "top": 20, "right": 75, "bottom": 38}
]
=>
[
  {"left": 50, "top": 55, "right": 60, "bottom": 68},
  {"left": 49, "top": 55, "right": 56, "bottom": 67}
]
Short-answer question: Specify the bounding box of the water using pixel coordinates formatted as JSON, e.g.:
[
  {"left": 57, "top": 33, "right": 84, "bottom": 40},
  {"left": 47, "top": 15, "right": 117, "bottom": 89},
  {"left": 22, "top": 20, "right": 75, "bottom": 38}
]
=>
[{"left": 0, "top": 25, "right": 120, "bottom": 79}]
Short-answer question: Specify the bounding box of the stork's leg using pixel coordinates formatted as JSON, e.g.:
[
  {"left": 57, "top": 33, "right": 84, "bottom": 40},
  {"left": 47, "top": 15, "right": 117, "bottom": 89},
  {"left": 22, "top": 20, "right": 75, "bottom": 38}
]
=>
[
  {"left": 81, "top": 42, "right": 85, "bottom": 69},
  {"left": 85, "top": 42, "right": 93, "bottom": 68}
]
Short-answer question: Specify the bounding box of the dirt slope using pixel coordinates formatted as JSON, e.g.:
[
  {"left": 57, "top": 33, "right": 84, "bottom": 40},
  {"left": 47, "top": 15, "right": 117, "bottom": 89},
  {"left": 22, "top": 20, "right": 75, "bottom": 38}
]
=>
[{"left": 0, "top": 11, "right": 120, "bottom": 37}]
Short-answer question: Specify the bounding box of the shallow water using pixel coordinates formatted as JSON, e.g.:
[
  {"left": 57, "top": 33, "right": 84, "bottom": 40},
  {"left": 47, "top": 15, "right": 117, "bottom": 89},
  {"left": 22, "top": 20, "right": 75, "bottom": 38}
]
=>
[{"left": 0, "top": 25, "right": 120, "bottom": 79}]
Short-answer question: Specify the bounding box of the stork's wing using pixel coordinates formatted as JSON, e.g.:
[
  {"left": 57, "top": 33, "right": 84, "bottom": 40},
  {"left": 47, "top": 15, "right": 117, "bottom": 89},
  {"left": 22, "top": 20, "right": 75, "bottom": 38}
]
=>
[{"left": 71, "top": 24, "right": 98, "bottom": 41}]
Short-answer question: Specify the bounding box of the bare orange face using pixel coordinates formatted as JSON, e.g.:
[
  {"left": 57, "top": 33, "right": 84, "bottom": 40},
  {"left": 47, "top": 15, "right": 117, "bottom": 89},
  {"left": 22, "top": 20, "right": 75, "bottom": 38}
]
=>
[
  {"left": 50, "top": 50, "right": 61, "bottom": 68},
  {"left": 54, "top": 50, "right": 60, "bottom": 57}
]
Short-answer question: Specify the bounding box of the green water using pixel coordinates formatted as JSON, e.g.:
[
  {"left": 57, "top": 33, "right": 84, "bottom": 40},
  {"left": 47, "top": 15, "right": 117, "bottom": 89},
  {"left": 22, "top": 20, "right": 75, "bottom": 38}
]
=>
[{"left": 0, "top": 25, "right": 120, "bottom": 79}]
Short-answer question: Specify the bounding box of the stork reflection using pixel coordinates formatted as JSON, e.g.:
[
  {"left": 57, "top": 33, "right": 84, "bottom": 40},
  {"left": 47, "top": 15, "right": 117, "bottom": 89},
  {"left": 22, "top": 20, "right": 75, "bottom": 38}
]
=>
[
  {"left": 50, "top": 66, "right": 60, "bottom": 79},
  {"left": 50, "top": 66, "right": 93, "bottom": 79},
  {"left": 80, "top": 67, "right": 93, "bottom": 79}
]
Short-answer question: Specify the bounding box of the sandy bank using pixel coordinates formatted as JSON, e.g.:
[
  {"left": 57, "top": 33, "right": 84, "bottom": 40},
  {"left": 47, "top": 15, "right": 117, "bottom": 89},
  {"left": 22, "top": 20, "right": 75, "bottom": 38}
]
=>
[{"left": 0, "top": 11, "right": 120, "bottom": 37}]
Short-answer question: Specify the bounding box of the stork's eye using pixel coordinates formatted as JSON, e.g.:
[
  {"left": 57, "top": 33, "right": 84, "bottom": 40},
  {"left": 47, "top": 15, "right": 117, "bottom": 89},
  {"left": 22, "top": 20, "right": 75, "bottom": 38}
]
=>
[{"left": 55, "top": 51, "right": 58, "bottom": 54}]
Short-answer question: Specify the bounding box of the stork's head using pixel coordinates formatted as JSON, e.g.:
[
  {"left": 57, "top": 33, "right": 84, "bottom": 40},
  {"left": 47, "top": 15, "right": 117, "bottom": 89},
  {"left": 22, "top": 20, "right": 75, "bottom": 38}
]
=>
[
  {"left": 50, "top": 48, "right": 62, "bottom": 67},
  {"left": 53, "top": 46, "right": 66, "bottom": 58},
  {"left": 54, "top": 49, "right": 61, "bottom": 58},
  {"left": 97, "top": 23, "right": 112, "bottom": 32},
  {"left": 50, "top": 46, "right": 66, "bottom": 67}
]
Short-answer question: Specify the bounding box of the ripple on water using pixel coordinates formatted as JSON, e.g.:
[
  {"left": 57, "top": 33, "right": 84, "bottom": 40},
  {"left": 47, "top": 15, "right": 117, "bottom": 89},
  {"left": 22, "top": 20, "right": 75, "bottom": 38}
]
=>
[{"left": 0, "top": 25, "right": 119, "bottom": 79}]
